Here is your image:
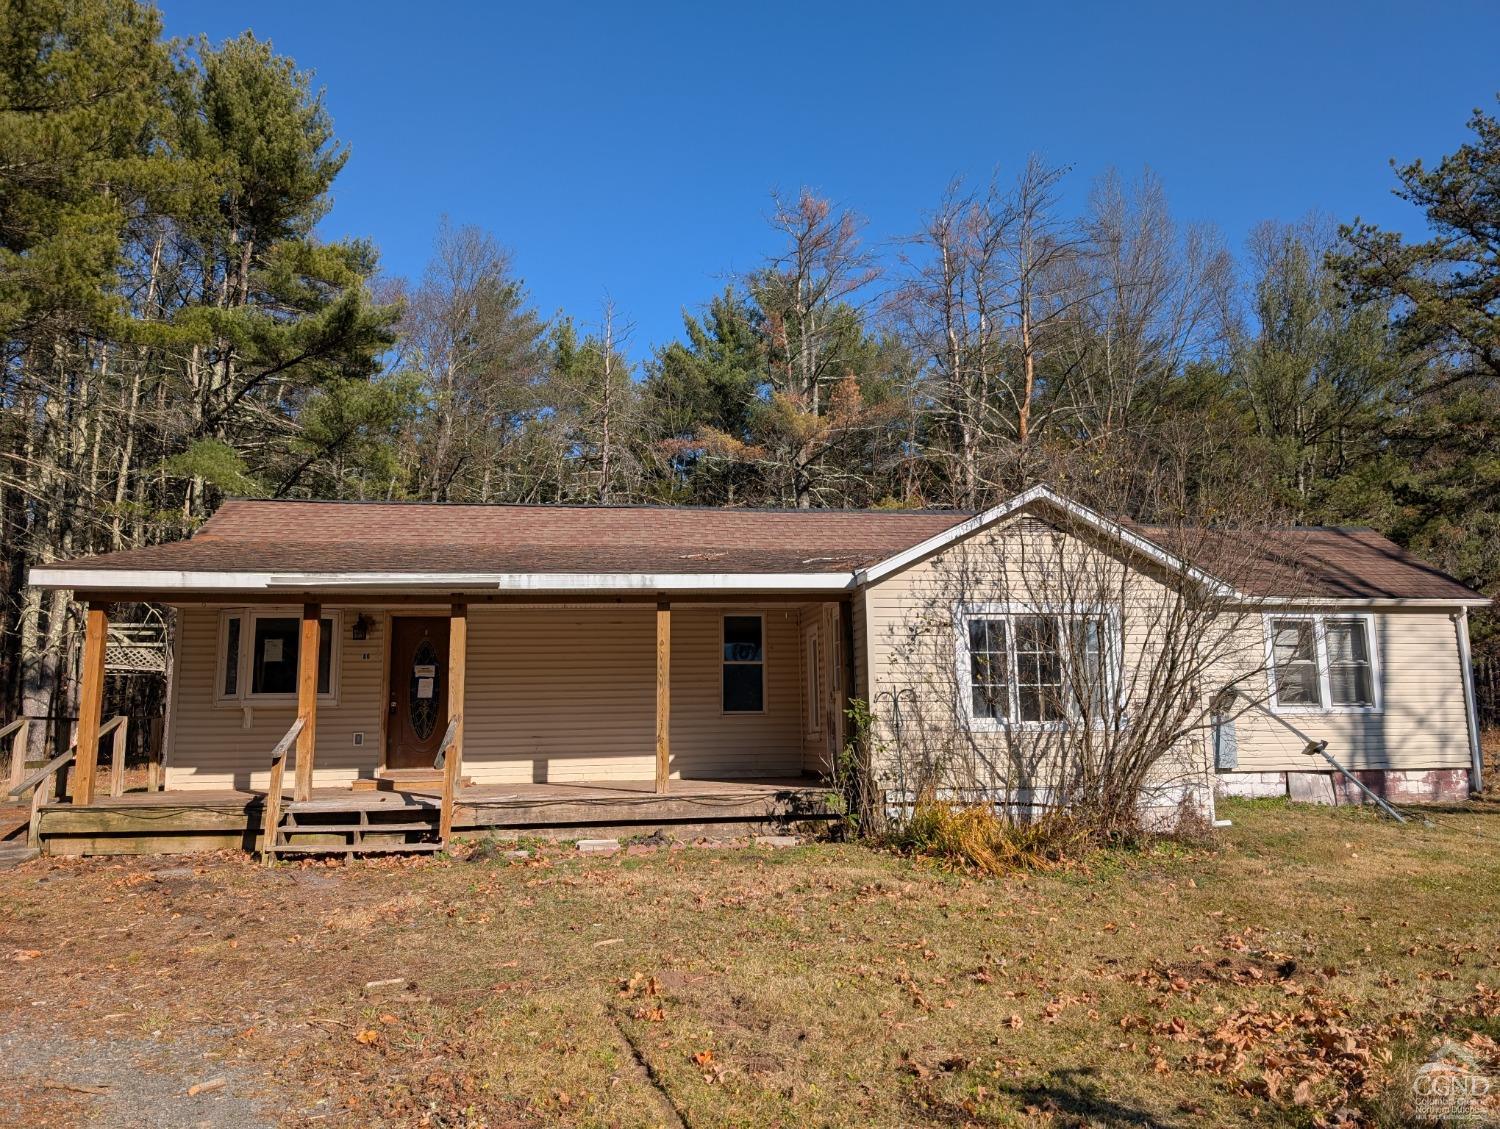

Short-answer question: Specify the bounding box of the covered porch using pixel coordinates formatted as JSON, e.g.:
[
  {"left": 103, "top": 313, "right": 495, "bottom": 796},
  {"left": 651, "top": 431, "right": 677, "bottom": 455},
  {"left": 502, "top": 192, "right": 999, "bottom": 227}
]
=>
[
  {"left": 32, "top": 775, "right": 841, "bottom": 856},
  {"left": 19, "top": 588, "right": 855, "bottom": 856}
]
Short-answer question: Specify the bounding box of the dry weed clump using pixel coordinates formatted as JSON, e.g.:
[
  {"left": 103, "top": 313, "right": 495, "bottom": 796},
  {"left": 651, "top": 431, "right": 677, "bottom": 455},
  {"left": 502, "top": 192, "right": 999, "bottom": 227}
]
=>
[{"left": 892, "top": 800, "right": 1088, "bottom": 875}]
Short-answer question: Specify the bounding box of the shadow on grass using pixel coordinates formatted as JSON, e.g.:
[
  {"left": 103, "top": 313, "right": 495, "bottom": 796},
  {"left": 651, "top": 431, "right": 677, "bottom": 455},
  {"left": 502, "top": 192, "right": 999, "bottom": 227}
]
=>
[{"left": 996, "top": 1067, "right": 1182, "bottom": 1129}]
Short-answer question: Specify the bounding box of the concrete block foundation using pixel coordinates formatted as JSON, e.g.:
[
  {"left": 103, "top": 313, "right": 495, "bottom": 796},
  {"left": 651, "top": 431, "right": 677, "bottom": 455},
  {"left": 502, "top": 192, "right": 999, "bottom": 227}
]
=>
[{"left": 1215, "top": 768, "right": 1470, "bottom": 806}]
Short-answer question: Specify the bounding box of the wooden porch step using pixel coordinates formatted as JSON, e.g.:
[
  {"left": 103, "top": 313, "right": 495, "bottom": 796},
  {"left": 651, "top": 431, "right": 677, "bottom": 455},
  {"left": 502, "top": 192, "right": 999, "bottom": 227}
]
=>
[
  {"left": 287, "top": 800, "right": 435, "bottom": 814},
  {"left": 267, "top": 841, "right": 444, "bottom": 856},
  {"left": 351, "top": 769, "right": 473, "bottom": 792},
  {"left": 280, "top": 821, "right": 436, "bottom": 834},
  {"left": 0, "top": 843, "right": 39, "bottom": 869}
]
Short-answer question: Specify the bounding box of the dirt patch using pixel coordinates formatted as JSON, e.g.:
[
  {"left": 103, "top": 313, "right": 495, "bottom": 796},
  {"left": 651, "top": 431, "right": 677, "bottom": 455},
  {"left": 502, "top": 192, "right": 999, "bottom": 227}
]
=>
[{"left": 0, "top": 1021, "right": 282, "bottom": 1127}]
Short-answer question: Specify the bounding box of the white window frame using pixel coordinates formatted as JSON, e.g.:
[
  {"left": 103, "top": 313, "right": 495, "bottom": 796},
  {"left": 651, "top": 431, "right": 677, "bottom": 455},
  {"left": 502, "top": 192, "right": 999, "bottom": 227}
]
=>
[
  {"left": 215, "top": 608, "right": 341, "bottom": 708},
  {"left": 1262, "top": 612, "right": 1381, "bottom": 715},
  {"left": 721, "top": 611, "right": 767, "bottom": 715},
  {"left": 953, "top": 603, "right": 1123, "bottom": 732}
]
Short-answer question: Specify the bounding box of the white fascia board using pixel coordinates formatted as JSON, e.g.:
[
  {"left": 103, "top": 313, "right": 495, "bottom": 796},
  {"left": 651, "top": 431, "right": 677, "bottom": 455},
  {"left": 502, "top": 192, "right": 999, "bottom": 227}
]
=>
[
  {"left": 856, "top": 484, "right": 1237, "bottom": 596},
  {"left": 28, "top": 566, "right": 857, "bottom": 594},
  {"left": 1233, "top": 595, "right": 1492, "bottom": 610}
]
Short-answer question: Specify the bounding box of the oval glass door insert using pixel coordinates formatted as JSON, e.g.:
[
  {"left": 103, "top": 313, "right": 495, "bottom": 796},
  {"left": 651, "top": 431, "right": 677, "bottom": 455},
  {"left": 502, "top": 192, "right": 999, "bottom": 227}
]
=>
[{"left": 409, "top": 639, "right": 439, "bottom": 740}]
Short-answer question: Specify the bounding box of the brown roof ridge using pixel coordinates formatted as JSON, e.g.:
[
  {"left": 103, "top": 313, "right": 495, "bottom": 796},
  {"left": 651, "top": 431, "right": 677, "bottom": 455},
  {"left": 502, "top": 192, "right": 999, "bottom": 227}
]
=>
[{"left": 210, "top": 497, "right": 978, "bottom": 518}]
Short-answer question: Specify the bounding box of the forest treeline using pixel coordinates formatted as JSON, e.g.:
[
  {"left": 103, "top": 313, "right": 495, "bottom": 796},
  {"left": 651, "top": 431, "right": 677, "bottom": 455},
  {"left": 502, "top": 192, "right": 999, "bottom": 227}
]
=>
[{"left": 3, "top": 0, "right": 1498, "bottom": 732}]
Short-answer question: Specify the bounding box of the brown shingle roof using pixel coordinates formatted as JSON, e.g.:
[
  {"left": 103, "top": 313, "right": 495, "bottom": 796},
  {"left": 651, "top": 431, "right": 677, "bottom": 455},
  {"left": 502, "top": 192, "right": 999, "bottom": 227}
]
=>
[
  {"left": 57, "top": 500, "right": 971, "bottom": 575},
  {"left": 1137, "top": 525, "right": 1480, "bottom": 602},
  {"left": 41, "top": 498, "right": 1483, "bottom": 602}
]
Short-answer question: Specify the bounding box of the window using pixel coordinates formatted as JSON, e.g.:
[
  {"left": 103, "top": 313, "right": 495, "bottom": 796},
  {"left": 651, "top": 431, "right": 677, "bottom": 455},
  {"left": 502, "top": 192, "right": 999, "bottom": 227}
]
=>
[
  {"left": 217, "top": 610, "right": 339, "bottom": 705},
  {"left": 959, "top": 608, "right": 1118, "bottom": 727},
  {"left": 1265, "top": 614, "right": 1378, "bottom": 711},
  {"left": 1269, "top": 619, "right": 1321, "bottom": 706},
  {"left": 805, "top": 632, "right": 822, "bottom": 733},
  {"left": 723, "top": 614, "right": 764, "bottom": 712}
]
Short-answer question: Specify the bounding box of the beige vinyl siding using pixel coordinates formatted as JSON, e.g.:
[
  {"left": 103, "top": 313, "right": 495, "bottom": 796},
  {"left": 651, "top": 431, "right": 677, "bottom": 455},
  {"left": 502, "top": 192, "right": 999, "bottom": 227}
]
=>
[
  {"left": 860, "top": 516, "right": 1474, "bottom": 787},
  {"left": 860, "top": 516, "right": 1213, "bottom": 793},
  {"left": 1226, "top": 609, "right": 1471, "bottom": 772},
  {"left": 167, "top": 603, "right": 810, "bottom": 789},
  {"left": 165, "top": 606, "right": 384, "bottom": 790},
  {"left": 460, "top": 605, "right": 803, "bottom": 783}
]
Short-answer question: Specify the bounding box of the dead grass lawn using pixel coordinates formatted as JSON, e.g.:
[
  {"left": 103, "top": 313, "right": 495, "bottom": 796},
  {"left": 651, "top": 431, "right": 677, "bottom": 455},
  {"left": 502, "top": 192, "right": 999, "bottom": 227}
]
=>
[{"left": 3, "top": 797, "right": 1500, "bottom": 1127}]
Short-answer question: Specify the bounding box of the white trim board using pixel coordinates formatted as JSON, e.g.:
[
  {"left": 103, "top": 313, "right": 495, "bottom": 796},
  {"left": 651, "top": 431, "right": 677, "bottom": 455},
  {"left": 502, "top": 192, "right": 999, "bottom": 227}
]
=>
[
  {"left": 855, "top": 484, "right": 1236, "bottom": 596},
  {"left": 28, "top": 567, "right": 858, "bottom": 594}
]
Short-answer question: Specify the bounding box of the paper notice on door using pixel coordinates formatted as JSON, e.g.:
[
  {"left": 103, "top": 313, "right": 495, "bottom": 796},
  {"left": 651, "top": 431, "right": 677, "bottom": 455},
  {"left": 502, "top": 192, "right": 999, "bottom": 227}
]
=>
[
  {"left": 416, "top": 676, "right": 434, "bottom": 699},
  {"left": 413, "top": 664, "right": 437, "bottom": 678}
]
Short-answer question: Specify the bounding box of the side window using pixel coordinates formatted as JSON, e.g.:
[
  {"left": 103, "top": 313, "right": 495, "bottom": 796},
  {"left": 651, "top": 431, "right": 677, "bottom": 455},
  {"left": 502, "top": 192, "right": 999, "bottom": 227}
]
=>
[
  {"left": 1270, "top": 618, "right": 1322, "bottom": 707},
  {"left": 221, "top": 613, "right": 242, "bottom": 698},
  {"left": 723, "top": 615, "right": 765, "bottom": 712},
  {"left": 1266, "top": 615, "right": 1379, "bottom": 711},
  {"left": 1325, "top": 618, "right": 1375, "bottom": 707}
]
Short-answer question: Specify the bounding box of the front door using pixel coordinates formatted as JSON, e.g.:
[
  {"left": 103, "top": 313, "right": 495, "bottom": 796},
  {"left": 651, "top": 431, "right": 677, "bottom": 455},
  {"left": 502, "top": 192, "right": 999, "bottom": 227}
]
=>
[{"left": 387, "top": 617, "right": 450, "bottom": 770}]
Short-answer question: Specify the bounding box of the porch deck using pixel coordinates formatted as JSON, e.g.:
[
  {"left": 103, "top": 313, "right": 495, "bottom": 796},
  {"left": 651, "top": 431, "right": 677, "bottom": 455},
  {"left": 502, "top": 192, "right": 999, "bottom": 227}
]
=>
[{"left": 34, "top": 776, "right": 841, "bottom": 856}]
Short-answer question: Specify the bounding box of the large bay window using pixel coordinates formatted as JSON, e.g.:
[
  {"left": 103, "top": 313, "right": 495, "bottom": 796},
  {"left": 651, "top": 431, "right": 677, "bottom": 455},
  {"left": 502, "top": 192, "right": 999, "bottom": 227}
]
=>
[
  {"left": 1265, "top": 614, "right": 1378, "bottom": 711},
  {"left": 217, "top": 609, "right": 340, "bottom": 706},
  {"left": 959, "top": 606, "right": 1119, "bottom": 727}
]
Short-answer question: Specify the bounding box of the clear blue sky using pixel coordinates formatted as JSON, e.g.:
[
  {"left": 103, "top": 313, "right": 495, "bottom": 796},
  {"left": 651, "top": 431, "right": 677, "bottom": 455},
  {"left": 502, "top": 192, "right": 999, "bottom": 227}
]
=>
[{"left": 156, "top": 0, "right": 1499, "bottom": 356}]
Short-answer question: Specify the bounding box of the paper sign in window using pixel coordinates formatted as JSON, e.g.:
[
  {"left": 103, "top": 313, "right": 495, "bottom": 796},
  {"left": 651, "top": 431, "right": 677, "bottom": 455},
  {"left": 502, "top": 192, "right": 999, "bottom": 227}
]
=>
[
  {"left": 416, "top": 677, "right": 434, "bottom": 699},
  {"left": 262, "top": 638, "right": 284, "bottom": 663}
]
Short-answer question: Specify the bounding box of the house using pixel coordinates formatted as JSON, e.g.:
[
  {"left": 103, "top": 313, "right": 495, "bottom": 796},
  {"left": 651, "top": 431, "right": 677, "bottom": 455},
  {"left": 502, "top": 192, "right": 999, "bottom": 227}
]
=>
[{"left": 19, "top": 486, "right": 1487, "bottom": 855}]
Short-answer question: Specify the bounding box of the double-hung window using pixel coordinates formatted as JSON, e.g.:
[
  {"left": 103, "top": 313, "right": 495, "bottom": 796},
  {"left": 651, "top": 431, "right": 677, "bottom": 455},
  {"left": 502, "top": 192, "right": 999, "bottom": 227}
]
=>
[
  {"left": 960, "top": 607, "right": 1118, "bottom": 727},
  {"left": 1265, "top": 614, "right": 1378, "bottom": 711},
  {"left": 722, "top": 614, "right": 765, "bottom": 713},
  {"left": 217, "top": 609, "right": 340, "bottom": 706}
]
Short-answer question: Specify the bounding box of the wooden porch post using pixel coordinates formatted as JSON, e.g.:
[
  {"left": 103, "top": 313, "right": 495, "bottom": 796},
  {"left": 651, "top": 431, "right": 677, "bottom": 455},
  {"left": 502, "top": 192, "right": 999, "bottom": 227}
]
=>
[
  {"left": 440, "top": 601, "right": 467, "bottom": 841},
  {"left": 837, "top": 597, "right": 857, "bottom": 765},
  {"left": 292, "top": 602, "right": 321, "bottom": 802},
  {"left": 73, "top": 602, "right": 110, "bottom": 806},
  {"left": 655, "top": 600, "right": 671, "bottom": 794}
]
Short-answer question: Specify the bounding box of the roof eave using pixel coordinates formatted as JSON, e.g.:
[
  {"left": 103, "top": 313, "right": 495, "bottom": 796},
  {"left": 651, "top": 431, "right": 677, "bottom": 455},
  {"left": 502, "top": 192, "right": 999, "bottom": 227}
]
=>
[
  {"left": 27, "top": 566, "right": 859, "bottom": 596},
  {"left": 1231, "top": 595, "right": 1492, "bottom": 609}
]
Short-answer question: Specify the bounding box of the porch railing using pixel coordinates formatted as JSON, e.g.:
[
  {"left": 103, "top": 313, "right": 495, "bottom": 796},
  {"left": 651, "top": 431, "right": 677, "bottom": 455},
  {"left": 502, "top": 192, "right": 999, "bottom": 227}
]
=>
[
  {"left": 5, "top": 716, "right": 122, "bottom": 847},
  {"left": 1, "top": 718, "right": 29, "bottom": 798},
  {"left": 435, "top": 714, "right": 463, "bottom": 844},
  {"left": 259, "top": 716, "right": 306, "bottom": 866}
]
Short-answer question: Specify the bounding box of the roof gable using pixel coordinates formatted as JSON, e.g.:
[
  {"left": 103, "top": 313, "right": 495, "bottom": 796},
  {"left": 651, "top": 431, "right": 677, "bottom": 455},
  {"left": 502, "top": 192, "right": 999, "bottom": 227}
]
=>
[{"left": 856, "top": 485, "right": 1235, "bottom": 594}]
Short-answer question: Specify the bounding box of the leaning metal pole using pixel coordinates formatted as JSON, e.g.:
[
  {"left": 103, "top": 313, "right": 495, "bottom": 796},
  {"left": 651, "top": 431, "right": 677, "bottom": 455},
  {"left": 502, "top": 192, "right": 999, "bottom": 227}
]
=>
[{"left": 1221, "top": 688, "right": 1410, "bottom": 825}]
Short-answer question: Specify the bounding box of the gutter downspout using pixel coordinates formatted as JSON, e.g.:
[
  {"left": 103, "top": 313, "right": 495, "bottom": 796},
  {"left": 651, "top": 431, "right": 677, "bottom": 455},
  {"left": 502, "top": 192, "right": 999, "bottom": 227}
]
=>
[{"left": 1454, "top": 608, "right": 1484, "bottom": 794}]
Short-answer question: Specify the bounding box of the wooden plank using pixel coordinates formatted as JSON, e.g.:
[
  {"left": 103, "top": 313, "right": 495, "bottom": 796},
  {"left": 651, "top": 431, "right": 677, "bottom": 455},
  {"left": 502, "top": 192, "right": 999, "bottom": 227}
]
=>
[
  {"left": 109, "top": 716, "right": 129, "bottom": 798},
  {"left": 4, "top": 718, "right": 27, "bottom": 798},
  {"left": 259, "top": 716, "right": 303, "bottom": 865},
  {"left": 440, "top": 602, "right": 468, "bottom": 841},
  {"left": 292, "top": 602, "right": 321, "bottom": 802},
  {"left": 656, "top": 601, "right": 671, "bottom": 794},
  {"left": 72, "top": 603, "right": 109, "bottom": 806},
  {"left": 43, "top": 804, "right": 261, "bottom": 834}
]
